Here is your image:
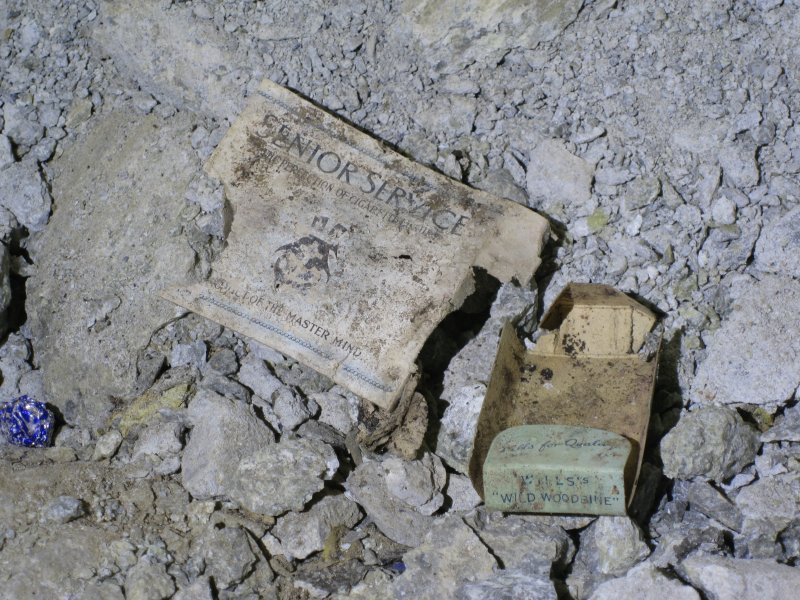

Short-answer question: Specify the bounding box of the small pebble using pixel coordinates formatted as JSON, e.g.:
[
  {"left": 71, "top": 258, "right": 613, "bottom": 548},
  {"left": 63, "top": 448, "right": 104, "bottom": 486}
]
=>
[
  {"left": 42, "top": 496, "right": 86, "bottom": 524},
  {"left": 93, "top": 429, "right": 123, "bottom": 460}
]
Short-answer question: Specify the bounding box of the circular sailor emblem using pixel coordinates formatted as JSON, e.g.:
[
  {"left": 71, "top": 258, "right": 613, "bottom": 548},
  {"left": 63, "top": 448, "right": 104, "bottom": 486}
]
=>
[{"left": 273, "top": 235, "right": 338, "bottom": 290}]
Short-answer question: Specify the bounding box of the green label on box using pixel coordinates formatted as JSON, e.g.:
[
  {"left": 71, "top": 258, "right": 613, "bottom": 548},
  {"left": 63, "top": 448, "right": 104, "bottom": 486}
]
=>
[{"left": 483, "top": 425, "right": 631, "bottom": 515}]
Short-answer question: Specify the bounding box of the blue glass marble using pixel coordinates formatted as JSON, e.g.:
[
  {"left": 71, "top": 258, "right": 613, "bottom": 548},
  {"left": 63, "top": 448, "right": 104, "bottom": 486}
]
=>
[
  {"left": 0, "top": 395, "right": 54, "bottom": 448},
  {"left": 386, "top": 561, "right": 406, "bottom": 574}
]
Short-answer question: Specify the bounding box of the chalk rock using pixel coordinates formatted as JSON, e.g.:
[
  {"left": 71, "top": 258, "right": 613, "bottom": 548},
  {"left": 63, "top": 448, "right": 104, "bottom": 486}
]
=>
[
  {"left": 679, "top": 555, "right": 800, "bottom": 600},
  {"left": 185, "top": 172, "right": 224, "bottom": 213},
  {"left": 403, "top": 0, "right": 582, "bottom": 67},
  {"left": 569, "top": 517, "right": 650, "bottom": 598},
  {"left": 292, "top": 559, "right": 367, "bottom": 598},
  {"left": 206, "top": 348, "right": 238, "bottom": 375},
  {"left": 671, "top": 120, "right": 727, "bottom": 164},
  {"left": 686, "top": 480, "right": 743, "bottom": 532},
  {"left": 236, "top": 353, "right": 284, "bottom": 400},
  {"left": 131, "top": 421, "right": 184, "bottom": 461},
  {"left": 0, "top": 135, "right": 13, "bottom": 169},
  {"left": 170, "top": 341, "right": 207, "bottom": 369},
  {"left": 0, "top": 243, "right": 10, "bottom": 329},
  {"left": 762, "top": 403, "right": 800, "bottom": 443},
  {"left": 198, "top": 526, "right": 260, "bottom": 590},
  {"left": 27, "top": 110, "right": 199, "bottom": 430},
  {"left": 273, "top": 495, "right": 363, "bottom": 560},
  {"left": 459, "top": 566, "right": 557, "bottom": 600},
  {"left": 41, "top": 496, "right": 86, "bottom": 524},
  {"left": 590, "top": 563, "right": 700, "bottom": 600},
  {"left": 338, "top": 571, "right": 393, "bottom": 600},
  {"left": 234, "top": 436, "right": 338, "bottom": 516},
  {"left": 710, "top": 195, "right": 737, "bottom": 225},
  {"left": 436, "top": 282, "right": 536, "bottom": 474},
  {"left": 661, "top": 406, "right": 758, "bottom": 482},
  {"left": 691, "top": 276, "right": 800, "bottom": 410},
  {"left": 754, "top": 206, "right": 800, "bottom": 279},
  {"left": 0, "top": 334, "right": 32, "bottom": 400},
  {"left": 250, "top": 4, "right": 324, "bottom": 41},
  {"left": 527, "top": 138, "right": 594, "bottom": 210},
  {"left": 345, "top": 452, "right": 446, "bottom": 546},
  {"left": 311, "top": 387, "right": 360, "bottom": 434},
  {"left": 648, "top": 492, "right": 729, "bottom": 569},
  {"left": 735, "top": 472, "right": 800, "bottom": 545},
  {"left": 173, "top": 578, "right": 214, "bottom": 600},
  {"left": 78, "top": 582, "right": 126, "bottom": 600},
  {"left": 445, "top": 473, "right": 482, "bottom": 512},
  {"left": 0, "top": 520, "right": 120, "bottom": 598},
  {"left": 2, "top": 104, "right": 44, "bottom": 150},
  {"left": 475, "top": 168, "right": 529, "bottom": 205},
  {"left": 0, "top": 158, "right": 51, "bottom": 232},
  {"left": 466, "top": 508, "right": 570, "bottom": 569},
  {"left": 719, "top": 142, "right": 759, "bottom": 189},
  {"left": 93, "top": 1, "right": 249, "bottom": 120},
  {"left": 581, "top": 517, "right": 650, "bottom": 575},
  {"left": 390, "top": 515, "right": 497, "bottom": 599},
  {"left": 92, "top": 429, "right": 123, "bottom": 460},
  {"left": 411, "top": 94, "right": 476, "bottom": 137},
  {"left": 622, "top": 176, "right": 661, "bottom": 212},
  {"left": 124, "top": 559, "right": 176, "bottom": 600},
  {"left": 183, "top": 389, "right": 336, "bottom": 516},
  {"left": 273, "top": 386, "right": 314, "bottom": 431},
  {"left": 182, "top": 389, "right": 274, "bottom": 499}
]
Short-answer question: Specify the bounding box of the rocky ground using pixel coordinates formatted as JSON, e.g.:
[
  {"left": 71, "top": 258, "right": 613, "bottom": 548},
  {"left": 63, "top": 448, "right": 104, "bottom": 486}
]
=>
[{"left": 1, "top": 0, "right": 800, "bottom": 598}]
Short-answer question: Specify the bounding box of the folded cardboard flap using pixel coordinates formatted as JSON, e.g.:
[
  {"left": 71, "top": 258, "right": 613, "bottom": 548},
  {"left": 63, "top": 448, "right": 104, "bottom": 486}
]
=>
[
  {"left": 535, "top": 284, "right": 655, "bottom": 356},
  {"left": 470, "top": 283, "right": 660, "bottom": 515}
]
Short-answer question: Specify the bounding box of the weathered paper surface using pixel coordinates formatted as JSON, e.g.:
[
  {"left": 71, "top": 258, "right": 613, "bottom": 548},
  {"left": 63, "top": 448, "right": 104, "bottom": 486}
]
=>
[
  {"left": 471, "top": 283, "right": 659, "bottom": 514},
  {"left": 162, "top": 80, "right": 548, "bottom": 410}
]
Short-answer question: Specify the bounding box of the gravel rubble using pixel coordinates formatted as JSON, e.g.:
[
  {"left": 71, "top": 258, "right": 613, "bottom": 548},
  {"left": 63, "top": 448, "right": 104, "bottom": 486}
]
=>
[{"left": 1, "top": 0, "right": 800, "bottom": 598}]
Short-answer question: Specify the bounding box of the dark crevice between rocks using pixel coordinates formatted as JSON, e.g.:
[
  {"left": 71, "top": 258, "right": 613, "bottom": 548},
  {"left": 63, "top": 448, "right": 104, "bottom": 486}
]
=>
[
  {"left": 249, "top": 401, "right": 279, "bottom": 439},
  {"left": 242, "top": 526, "right": 279, "bottom": 591},
  {"left": 736, "top": 405, "right": 767, "bottom": 432},
  {"left": 207, "top": 576, "right": 220, "bottom": 600},
  {"left": 665, "top": 564, "right": 710, "bottom": 600},
  {"left": 738, "top": 393, "right": 795, "bottom": 432},
  {"left": 416, "top": 266, "right": 501, "bottom": 451},
  {"left": 553, "top": 526, "right": 585, "bottom": 600},
  {"left": 532, "top": 216, "right": 567, "bottom": 321},
  {"left": 1, "top": 232, "right": 32, "bottom": 345},
  {"left": 639, "top": 329, "right": 685, "bottom": 526},
  {"left": 2, "top": 272, "right": 28, "bottom": 344}
]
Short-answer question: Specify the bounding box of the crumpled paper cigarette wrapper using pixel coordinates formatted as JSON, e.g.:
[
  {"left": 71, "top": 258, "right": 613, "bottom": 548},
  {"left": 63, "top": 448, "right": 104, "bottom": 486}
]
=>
[{"left": 162, "top": 80, "right": 548, "bottom": 410}]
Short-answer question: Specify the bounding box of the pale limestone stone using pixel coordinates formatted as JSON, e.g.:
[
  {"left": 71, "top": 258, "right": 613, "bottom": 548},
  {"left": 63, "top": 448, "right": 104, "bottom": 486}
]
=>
[
  {"left": 527, "top": 138, "right": 594, "bottom": 210},
  {"left": 390, "top": 515, "right": 497, "bottom": 598},
  {"left": 691, "top": 276, "right": 800, "bottom": 411},
  {"left": 345, "top": 452, "right": 446, "bottom": 546},
  {"left": 27, "top": 110, "right": 199, "bottom": 429},
  {"left": 273, "top": 495, "right": 363, "bottom": 560},
  {"left": 680, "top": 555, "right": 800, "bottom": 600},
  {"left": 660, "top": 405, "right": 758, "bottom": 482},
  {"left": 590, "top": 563, "right": 700, "bottom": 600}
]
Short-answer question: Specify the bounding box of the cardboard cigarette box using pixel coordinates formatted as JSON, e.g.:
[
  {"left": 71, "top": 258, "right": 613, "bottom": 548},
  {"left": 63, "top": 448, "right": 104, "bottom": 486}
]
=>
[{"left": 471, "top": 283, "right": 660, "bottom": 515}]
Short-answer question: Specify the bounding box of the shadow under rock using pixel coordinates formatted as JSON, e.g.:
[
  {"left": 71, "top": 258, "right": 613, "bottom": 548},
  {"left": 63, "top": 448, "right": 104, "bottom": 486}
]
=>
[
  {"left": 629, "top": 329, "right": 685, "bottom": 527},
  {"left": 532, "top": 215, "right": 568, "bottom": 321},
  {"left": 416, "top": 267, "right": 501, "bottom": 452},
  {"left": 1, "top": 230, "right": 32, "bottom": 345}
]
